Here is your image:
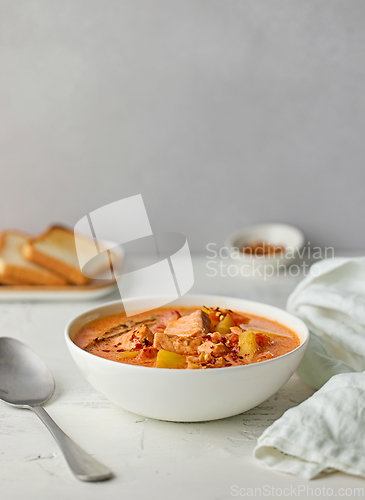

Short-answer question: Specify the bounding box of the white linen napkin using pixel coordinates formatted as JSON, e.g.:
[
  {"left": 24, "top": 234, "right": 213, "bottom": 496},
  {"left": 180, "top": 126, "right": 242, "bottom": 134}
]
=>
[{"left": 253, "top": 257, "right": 365, "bottom": 479}]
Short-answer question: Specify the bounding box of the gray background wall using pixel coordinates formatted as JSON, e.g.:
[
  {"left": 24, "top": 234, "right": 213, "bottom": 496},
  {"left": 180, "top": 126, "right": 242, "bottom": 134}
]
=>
[{"left": 1, "top": 0, "right": 364, "bottom": 251}]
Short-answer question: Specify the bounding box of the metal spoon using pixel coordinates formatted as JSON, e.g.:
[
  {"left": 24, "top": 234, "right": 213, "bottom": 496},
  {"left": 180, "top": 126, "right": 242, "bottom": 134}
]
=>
[{"left": 0, "top": 337, "right": 113, "bottom": 482}]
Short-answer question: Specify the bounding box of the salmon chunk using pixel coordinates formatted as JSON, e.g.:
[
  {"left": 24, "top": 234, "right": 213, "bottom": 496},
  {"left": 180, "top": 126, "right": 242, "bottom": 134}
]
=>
[
  {"left": 164, "top": 310, "right": 210, "bottom": 338},
  {"left": 153, "top": 331, "right": 204, "bottom": 356},
  {"left": 210, "top": 332, "right": 223, "bottom": 343},
  {"left": 118, "top": 325, "right": 154, "bottom": 351},
  {"left": 230, "top": 326, "right": 243, "bottom": 336},
  {"left": 197, "top": 340, "right": 228, "bottom": 357},
  {"left": 136, "top": 346, "right": 158, "bottom": 362},
  {"left": 159, "top": 310, "right": 181, "bottom": 326}
]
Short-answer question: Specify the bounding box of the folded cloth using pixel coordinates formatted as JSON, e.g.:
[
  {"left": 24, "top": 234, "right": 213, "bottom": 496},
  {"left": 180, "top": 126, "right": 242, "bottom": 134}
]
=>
[
  {"left": 288, "top": 256, "right": 365, "bottom": 389},
  {"left": 254, "top": 372, "right": 365, "bottom": 479},
  {"left": 253, "top": 256, "right": 365, "bottom": 479}
]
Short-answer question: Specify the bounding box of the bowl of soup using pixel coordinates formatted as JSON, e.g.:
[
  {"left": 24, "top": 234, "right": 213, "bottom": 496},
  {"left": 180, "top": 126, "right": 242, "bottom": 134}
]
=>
[{"left": 65, "top": 295, "right": 309, "bottom": 422}]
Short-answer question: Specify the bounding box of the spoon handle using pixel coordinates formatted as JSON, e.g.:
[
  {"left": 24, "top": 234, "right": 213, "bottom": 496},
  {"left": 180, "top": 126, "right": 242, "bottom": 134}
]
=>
[{"left": 31, "top": 405, "right": 113, "bottom": 481}]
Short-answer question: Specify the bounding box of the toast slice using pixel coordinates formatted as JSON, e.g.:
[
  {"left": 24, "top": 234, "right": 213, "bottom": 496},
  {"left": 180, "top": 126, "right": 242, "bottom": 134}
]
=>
[
  {"left": 23, "top": 225, "right": 98, "bottom": 285},
  {"left": 0, "top": 275, "right": 24, "bottom": 285},
  {"left": 0, "top": 231, "right": 68, "bottom": 286}
]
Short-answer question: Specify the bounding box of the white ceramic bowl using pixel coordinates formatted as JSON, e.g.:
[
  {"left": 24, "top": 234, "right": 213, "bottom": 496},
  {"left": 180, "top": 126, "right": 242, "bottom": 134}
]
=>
[
  {"left": 65, "top": 295, "right": 309, "bottom": 422},
  {"left": 225, "top": 223, "right": 305, "bottom": 271}
]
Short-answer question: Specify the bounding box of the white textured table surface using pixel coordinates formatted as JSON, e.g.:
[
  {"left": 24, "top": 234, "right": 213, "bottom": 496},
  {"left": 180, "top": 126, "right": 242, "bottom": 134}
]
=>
[{"left": 1, "top": 254, "right": 365, "bottom": 500}]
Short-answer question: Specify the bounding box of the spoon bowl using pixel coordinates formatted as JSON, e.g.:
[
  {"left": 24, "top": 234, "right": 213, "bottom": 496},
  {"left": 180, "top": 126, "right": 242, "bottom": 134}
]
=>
[
  {"left": 0, "top": 337, "right": 112, "bottom": 481},
  {"left": 0, "top": 337, "right": 54, "bottom": 407}
]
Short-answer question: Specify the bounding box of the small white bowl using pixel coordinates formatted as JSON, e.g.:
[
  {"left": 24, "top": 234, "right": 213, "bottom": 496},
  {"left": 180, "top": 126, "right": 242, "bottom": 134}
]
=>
[
  {"left": 65, "top": 295, "right": 309, "bottom": 422},
  {"left": 225, "top": 223, "right": 305, "bottom": 271}
]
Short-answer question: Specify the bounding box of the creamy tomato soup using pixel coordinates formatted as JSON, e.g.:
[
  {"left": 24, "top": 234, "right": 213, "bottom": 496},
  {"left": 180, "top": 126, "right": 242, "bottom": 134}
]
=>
[{"left": 74, "top": 306, "right": 300, "bottom": 369}]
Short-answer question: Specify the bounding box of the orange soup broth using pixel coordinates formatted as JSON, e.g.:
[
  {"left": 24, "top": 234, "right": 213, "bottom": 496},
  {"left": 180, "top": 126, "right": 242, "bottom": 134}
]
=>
[{"left": 74, "top": 306, "right": 300, "bottom": 368}]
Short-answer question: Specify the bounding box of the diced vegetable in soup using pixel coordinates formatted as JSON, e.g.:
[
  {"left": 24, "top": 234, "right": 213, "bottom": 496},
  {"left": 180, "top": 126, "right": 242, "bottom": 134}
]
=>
[{"left": 74, "top": 306, "right": 300, "bottom": 369}]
